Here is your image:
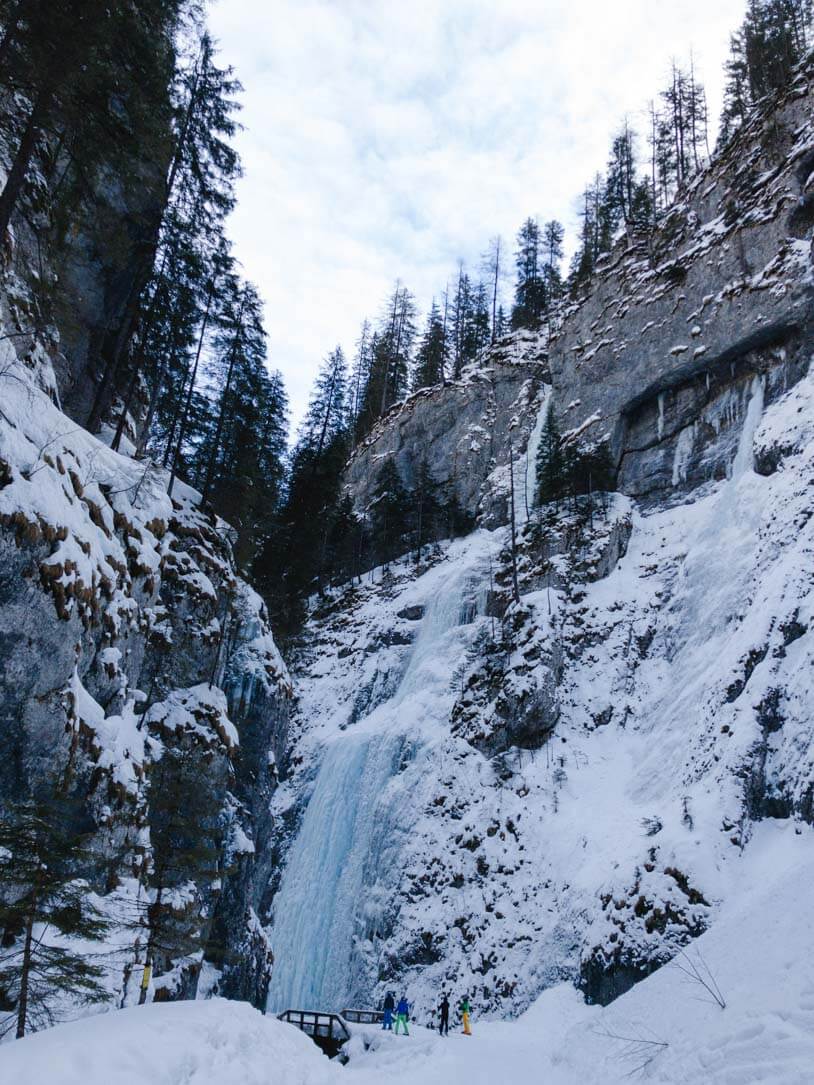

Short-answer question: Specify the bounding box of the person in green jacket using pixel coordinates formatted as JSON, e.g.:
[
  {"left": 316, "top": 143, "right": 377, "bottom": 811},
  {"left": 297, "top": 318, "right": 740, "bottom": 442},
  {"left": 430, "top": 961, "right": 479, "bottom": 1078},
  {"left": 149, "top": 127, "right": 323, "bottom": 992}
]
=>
[
  {"left": 394, "top": 995, "right": 410, "bottom": 1035},
  {"left": 459, "top": 995, "right": 472, "bottom": 1035}
]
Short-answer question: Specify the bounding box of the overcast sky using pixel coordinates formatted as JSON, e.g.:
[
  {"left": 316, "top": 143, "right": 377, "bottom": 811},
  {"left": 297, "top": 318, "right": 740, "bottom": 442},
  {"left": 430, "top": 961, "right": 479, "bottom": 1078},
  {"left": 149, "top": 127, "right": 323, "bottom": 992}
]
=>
[{"left": 208, "top": 0, "right": 745, "bottom": 433}]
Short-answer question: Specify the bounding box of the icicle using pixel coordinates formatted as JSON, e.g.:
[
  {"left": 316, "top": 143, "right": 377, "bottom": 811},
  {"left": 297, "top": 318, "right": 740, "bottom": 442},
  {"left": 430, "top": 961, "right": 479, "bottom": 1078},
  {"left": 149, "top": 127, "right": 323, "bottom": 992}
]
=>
[{"left": 730, "top": 375, "right": 765, "bottom": 481}]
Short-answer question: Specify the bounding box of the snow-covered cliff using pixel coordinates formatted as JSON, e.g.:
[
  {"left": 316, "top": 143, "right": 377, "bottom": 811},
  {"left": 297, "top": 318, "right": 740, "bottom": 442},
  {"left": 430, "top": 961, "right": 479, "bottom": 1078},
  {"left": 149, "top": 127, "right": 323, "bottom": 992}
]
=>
[
  {"left": 0, "top": 324, "right": 291, "bottom": 1010},
  {"left": 266, "top": 60, "right": 814, "bottom": 1022}
]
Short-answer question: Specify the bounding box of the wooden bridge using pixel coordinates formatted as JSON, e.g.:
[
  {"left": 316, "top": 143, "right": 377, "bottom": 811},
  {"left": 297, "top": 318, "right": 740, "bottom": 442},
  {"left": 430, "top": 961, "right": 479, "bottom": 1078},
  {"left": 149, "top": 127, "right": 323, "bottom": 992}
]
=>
[
  {"left": 276, "top": 1009, "right": 351, "bottom": 1058},
  {"left": 277, "top": 1007, "right": 385, "bottom": 1057}
]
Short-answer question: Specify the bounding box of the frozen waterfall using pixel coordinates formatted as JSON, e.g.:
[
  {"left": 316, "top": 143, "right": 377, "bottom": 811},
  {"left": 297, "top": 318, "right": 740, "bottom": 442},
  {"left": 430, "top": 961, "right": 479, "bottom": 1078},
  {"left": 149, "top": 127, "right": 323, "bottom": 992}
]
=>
[{"left": 266, "top": 535, "right": 499, "bottom": 1013}]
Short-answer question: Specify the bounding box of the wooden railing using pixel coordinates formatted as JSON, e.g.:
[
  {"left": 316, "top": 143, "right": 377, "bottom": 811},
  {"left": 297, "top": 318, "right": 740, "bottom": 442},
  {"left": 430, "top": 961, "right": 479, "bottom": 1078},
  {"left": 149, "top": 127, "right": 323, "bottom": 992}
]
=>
[
  {"left": 341, "top": 1007, "right": 384, "bottom": 1025},
  {"left": 277, "top": 1009, "right": 351, "bottom": 1058}
]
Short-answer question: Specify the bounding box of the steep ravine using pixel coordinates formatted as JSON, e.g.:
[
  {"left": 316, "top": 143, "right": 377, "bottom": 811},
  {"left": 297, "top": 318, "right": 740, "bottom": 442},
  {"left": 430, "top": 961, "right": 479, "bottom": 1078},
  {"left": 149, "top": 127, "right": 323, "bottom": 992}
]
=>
[{"left": 0, "top": 42, "right": 812, "bottom": 1042}]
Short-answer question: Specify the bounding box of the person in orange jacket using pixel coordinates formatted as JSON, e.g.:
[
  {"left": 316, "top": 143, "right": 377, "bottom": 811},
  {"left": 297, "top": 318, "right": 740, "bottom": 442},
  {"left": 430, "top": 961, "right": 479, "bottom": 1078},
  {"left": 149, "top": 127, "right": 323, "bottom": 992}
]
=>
[{"left": 459, "top": 994, "right": 472, "bottom": 1035}]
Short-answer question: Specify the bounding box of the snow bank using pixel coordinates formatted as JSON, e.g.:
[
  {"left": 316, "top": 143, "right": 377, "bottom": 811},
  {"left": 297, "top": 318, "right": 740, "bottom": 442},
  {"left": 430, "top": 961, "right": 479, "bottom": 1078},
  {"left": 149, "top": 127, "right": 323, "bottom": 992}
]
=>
[
  {"left": 344, "top": 821, "right": 814, "bottom": 1084},
  {"left": 0, "top": 999, "right": 340, "bottom": 1085}
]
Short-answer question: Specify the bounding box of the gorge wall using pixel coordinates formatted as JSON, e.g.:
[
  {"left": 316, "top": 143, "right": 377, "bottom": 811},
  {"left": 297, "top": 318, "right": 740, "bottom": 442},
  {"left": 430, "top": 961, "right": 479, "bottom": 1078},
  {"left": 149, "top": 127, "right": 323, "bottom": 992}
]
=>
[
  {"left": 269, "top": 57, "right": 814, "bottom": 1021},
  {"left": 549, "top": 56, "right": 814, "bottom": 500},
  {"left": 0, "top": 244, "right": 290, "bottom": 1010}
]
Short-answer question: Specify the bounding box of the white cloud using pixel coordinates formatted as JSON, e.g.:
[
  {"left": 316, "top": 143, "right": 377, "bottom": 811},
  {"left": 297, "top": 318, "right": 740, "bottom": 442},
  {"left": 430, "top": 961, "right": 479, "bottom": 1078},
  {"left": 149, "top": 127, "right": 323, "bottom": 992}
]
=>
[{"left": 208, "top": 0, "right": 745, "bottom": 430}]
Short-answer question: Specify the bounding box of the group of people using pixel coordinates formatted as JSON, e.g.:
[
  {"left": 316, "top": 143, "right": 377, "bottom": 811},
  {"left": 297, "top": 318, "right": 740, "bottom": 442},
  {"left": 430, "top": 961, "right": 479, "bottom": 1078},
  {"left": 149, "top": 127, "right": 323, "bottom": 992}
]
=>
[
  {"left": 381, "top": 993, "right": 412, "bottom": 1035},
  {"left": 381, "top": 992, "right": 472, "bottom": 1037}
]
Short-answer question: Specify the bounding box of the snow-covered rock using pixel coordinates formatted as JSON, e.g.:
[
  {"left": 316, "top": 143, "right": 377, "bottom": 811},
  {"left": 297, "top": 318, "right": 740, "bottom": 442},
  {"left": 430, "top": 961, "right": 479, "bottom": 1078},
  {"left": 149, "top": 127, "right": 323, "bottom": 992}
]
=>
[
  {"left": 0, "top": 344, "right": 291, "bottom": 1013},
  {"left": 549, "top": 54, "right": 814, "bottom": 501},
  {"left": 267, "top": 60, "right": 814, "bottom": 1029}
]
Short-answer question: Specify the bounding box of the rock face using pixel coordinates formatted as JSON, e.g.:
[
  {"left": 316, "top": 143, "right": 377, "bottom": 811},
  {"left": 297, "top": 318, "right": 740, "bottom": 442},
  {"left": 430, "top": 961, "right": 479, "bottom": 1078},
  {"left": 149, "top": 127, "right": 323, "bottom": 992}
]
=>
[
  {"left": 0, "top": 66, "right": 297, "bottom": 1013},
  {"left": 270, "top": 64, "right": 814, "bottom": 1023},
  {"left": 0, "top": 42, "right": 173, "bottom": 427},
  {"left": 345, "top": 332, "right": 549, "bottom": 526},
  {"left": 548, "top": 56, "right": 814, "bottom": 500},
  {"left": 0, "top": 335, "right": 291, "bottom": 1009}
]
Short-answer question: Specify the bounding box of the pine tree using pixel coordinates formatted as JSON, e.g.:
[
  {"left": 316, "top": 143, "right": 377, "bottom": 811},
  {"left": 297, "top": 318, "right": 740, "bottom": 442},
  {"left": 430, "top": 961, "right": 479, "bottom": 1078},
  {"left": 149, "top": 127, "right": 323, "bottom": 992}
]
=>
[
  {"left": 370, "top": 459, "right": 413, "bottom": 566},
  {"left": 107, "top": 30, "right": 243, "bottom": 443},
  {"left": 254, "top": 346, "right": 352, "bottom": 633},
  {"left": 718, "top": 31, "right": 751, "bottom": 146},
  {"left": 138, "top": 742, "right": 224, "bottom": 1000},
  {"left": 483, "top": 235, "right": 505, "bottom": 342},
  {"left": 412, "top": 302, "right": 446, "bottom": 390},
  {"left": 322, "top": 493, "right": 363, "bottom": 586},
  {"left": 511, "top": 217, "right": 547, "bottom": 329},
  {"left": 450, "top": 263, "right": 473, "bottom": 378},
  {"left": 200, "top": 282, "right": 287, "bottom": 568},
  {"left": 471, "top": 281, "right": 492, "bottom": 356},
  {"left": 605, "top": 122, "right": 637, "bottom": 227},
  {"left": 493, "top": 304, "right": 508, "bottom": 339},
  {"left": 348, "top": 320, "right": 373, "bottom": 442},
  {"left": 535, "top": 406, "right": 566, "bottom": 508},
  {"left": 568, "top": 178, "right": 609, "bottom": 293},
  {"left": 541, "top": 220, "right": 565, "bottom": 306},
  {"left": 412, "top": 457, "right": 443, "bottom": 564},
  {"left": 299, "top": 347, "right": 349, "bottom": 461},
  {"left": 718, "top": 1, "right": 812, "bottom": 148},
  {"left": 0, "top": 796, "right": 112, "bottom": 1038},
  {"left": 356, "top": 284, "right": 416, "bottom": 435}
]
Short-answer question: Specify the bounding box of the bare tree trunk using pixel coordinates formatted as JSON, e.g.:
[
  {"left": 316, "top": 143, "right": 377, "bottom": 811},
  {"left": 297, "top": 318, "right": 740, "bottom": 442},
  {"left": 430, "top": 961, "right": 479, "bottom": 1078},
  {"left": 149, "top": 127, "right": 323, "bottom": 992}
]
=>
[
  {"left": 86, "top": 262, "right": 153, "bottom": 433},
  {"left": 491, "top": 236, "right": 500, "bottom": 342},
  {"left": 201, "top": 295, "right": 245, "bottom": 504},
  {"left": 312, "top": 352, "right": 339, "bottom": 465},
  {"left": 649, "top": 101, "right": 658, "bottom": 220},
  {"left": 111, "top": 248, "right": 173, "bottom": 452},
  {"left": 689, "top": 53, "right": 700, "bottom": 172},
  {"left": 16, "top": 906, "right": 35, "bottom": 1038},
  {"left": 379, "top": 286, "right": 401, "bottom": 417},
  {"left": 441, "top": 284, "right": 449, "bottom": 385},
  {"left": 164, "top": 40, "right": 204, "bottom": 201},
  {"left": 168, "top": 280, "right": 214, "bottom": 494}
]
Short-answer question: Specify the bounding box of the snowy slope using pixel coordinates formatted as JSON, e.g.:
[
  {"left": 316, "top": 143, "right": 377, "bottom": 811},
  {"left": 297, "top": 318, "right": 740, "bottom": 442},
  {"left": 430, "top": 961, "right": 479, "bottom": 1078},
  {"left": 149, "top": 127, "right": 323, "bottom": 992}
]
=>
[
  {"left": 344, "top": 821, "right": 814, "bottom": 1085},
  {"left": 3, "top": 820, "right": 812, "bottom": 1084}
]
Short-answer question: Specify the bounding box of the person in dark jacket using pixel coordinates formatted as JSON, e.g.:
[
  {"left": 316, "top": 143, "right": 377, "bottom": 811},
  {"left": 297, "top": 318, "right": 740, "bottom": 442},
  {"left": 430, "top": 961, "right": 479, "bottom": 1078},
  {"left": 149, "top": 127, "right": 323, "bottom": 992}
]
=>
[
  {"left": 382, "top": 991, "right": 395, "bottom": 1030},
  {"left": 438, "top": 993, "right": 450, "bottom": 1036},
  {"left": 394, "top": 995, "right": 410, "bottom": 1035}
]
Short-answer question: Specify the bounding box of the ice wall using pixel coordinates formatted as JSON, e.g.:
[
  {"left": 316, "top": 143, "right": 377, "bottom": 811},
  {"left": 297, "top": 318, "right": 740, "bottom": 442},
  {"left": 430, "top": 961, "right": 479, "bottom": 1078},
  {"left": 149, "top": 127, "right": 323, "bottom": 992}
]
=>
[{"left": 266, "top": 534, "right": 502, "bottom": 1012}]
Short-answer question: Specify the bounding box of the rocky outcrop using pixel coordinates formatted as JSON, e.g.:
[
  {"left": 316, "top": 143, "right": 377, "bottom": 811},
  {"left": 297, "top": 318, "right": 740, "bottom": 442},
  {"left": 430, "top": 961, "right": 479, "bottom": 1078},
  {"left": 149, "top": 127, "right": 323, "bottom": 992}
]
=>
[
  {"left": 0, "top": 56, "right": 172, "bottom": 430},
  {"left": 548, "top": 55, "right": 814, "bottom": 500},
  {"left": 345, "top": 331, "right": 548, "bottom": 527},
  {"left": 0, "top": 338, "right": 290, "bottom": 1010}
]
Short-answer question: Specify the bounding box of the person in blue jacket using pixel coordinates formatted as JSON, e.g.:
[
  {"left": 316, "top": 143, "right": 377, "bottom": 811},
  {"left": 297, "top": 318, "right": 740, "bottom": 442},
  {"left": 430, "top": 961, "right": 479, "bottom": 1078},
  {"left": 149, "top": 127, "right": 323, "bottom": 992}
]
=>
[
  {"left": 394, "top": 995, "right": 410, "bottom": 1035},
  {"left": 382, "top": 991, "right": 395, "bottom": 1030}
]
